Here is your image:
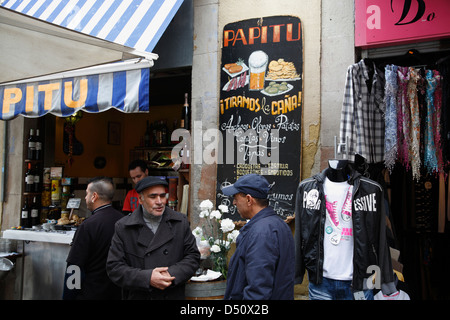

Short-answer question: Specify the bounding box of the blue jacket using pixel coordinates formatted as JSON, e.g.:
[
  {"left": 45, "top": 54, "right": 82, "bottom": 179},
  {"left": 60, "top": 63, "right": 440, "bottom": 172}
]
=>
[{"left": 224, "top": 207, "right": 295, "bottom": 300}]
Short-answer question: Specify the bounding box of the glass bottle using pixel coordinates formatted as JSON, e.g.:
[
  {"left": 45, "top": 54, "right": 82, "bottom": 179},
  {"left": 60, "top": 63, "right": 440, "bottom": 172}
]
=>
[
  {"left": 31, "top": 196, "right": 40, "bottom": 226},
  {"left": 21, "top": 198, "right": 31, "bottom": 228},
  {"left": 181, "top": 93, "right": 191, "bottom": 130},
  {"left": 27, "top": 128, "right": 36, "bottom": 160},
  {"left": 35, "top": 129, "right": 42, "bottom": 161},
  {"left": 25, "top": 162, "right": 34, "bottom": 193},
  {"left": 33, "top": 163, "right": 40, "bottom": 193}
]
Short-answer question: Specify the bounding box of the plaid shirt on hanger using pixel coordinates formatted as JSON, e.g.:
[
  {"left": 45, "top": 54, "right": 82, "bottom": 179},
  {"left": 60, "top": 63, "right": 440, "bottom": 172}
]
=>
[{"left": 339, "top": 59, "right": 385, "bottom": 163}]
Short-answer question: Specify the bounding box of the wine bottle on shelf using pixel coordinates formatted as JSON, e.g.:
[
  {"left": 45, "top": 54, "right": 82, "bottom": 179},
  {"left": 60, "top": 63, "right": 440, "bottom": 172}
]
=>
[
  {"left": 181, "top": 93, "right": 191, "bottom": 130},
  {"left": 27, "top": 128, "right": 36, "bottom": 160},
  {"left": 31, "top": 196, "right": 40, "bottom": 226},
  {"left": 21, "top": 198, "right": 31, "bottom": 229},
  {"left": 25, "top": 162, "right": 34, "bottom": 193},
  {"left": 35, "top": 129, "right": 42, "bottom": 161},
  {"left": 33, "top": 163, "right": 41, "bottom": 193}
]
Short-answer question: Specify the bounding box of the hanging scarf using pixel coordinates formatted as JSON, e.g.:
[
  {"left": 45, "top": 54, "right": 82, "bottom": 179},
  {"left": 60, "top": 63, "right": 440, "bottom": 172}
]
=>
[
  {"left": 424, "top": 69, "right": 439, "bottom": 173},
  {"left": 397, "top": 66, "right": 410, "bottom": 170},
  {"left": 433, "top": 70, "right": 444, "bottom": 173},
  {"left": 384, "top": 64, "right": 398, "bottom": 172},
  {"left": 407, "top": 67, "right": 421, "bottom": 181}
]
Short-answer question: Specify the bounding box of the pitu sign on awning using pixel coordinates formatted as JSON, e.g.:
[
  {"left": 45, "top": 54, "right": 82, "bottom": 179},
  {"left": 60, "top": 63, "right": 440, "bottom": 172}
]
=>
[{"left": 0, "top": 59, "right": 150, "bottom": 120}]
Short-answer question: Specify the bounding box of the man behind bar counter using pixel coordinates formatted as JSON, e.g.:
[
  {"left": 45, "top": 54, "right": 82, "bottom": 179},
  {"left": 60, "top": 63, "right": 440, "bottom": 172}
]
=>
[
  {"left": 122, "top": 159, "right": 148, "bottom": 215},
  {"left": 106, "top": 176, "right": 200, "bottom": 299},
  {"left": 63, "top": 177, "right": 124, "bottom": 300}
]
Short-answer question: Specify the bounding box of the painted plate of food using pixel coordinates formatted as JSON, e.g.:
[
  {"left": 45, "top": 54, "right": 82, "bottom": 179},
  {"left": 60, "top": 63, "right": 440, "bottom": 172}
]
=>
[
  {"left": 222, "top": 61, "right": 249, "bottom": 77},
  {"left": 261, "top": 81, "right": 293, "bottom": 96},
  {"left": 265, "top": 58, "right": 301, "bottom": 82}
]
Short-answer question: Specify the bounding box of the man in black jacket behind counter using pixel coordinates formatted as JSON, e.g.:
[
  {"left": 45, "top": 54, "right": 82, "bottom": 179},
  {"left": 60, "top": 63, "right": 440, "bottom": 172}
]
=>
[{"left": 63, "top": 176, "right": 124, "bottom": 300}]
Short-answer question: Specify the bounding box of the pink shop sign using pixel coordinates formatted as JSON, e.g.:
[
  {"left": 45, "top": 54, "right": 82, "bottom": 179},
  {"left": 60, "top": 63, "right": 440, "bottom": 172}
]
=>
[{"left": 355, "top": 0, "right": 450, "bottom": 48}]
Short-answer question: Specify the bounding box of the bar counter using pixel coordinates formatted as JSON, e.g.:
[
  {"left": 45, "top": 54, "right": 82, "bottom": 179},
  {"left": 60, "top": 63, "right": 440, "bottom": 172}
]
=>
[
  {"left": 2, "top": 229, "right": 75, "bottom": 300},
  {"left": 2, "top": 229, "right": 75, "bottom": 244}
]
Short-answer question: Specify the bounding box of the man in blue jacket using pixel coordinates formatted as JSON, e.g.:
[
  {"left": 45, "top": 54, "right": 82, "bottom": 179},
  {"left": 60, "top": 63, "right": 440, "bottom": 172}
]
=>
[{"left": 222, "top": 174, "right": 295, "bottom": 300}]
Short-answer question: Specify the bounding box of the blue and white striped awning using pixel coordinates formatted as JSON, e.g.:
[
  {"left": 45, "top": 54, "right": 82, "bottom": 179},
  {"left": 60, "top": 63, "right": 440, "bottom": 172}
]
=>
[
  {"left": 0, "top": 0, "right": 184, "bottom": 53},
  {"left": 0, "top": 58, "right": 150, "bottom": 120}
]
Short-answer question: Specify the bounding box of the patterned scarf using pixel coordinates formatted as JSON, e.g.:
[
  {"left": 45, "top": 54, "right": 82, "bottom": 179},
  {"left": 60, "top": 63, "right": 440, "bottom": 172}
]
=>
[
  {"left": 397, "top": 66, "right": 410, "bottom": 170},
  {"left": 407, "top": 67, "right": 421, "bottom": 181},
  {"left": 384, "top": 64, "right": 398, "bottom": 172},
  {"left": 424, "top": 69, "right": 439, "bottom": 173}
]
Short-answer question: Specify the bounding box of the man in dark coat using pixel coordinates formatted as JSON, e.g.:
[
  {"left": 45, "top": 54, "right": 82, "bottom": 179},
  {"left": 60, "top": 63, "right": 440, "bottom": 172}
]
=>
[
  {"left": 64, "top": 176, "right": 124, "bottom": 300},
  {"left": 222, "top": 174, "right": 295, "bottom": 300},
  {"left": 106, "top": 176, "right": 200, "bottom": 299}
]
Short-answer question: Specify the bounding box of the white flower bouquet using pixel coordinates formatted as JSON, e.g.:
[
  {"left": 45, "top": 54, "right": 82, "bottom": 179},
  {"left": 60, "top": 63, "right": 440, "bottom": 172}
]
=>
[{"left": 192, "top": 200, "right": 239, "bottom": 279}]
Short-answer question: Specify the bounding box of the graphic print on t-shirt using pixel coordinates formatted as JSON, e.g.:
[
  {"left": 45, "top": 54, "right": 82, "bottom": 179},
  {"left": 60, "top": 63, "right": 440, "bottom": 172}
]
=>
[
  {"left": 325, "top": 198, "right": 340, "bottom": 228},
  {"left": 325, "top": 187, "right": 353, "bottom": 243}
]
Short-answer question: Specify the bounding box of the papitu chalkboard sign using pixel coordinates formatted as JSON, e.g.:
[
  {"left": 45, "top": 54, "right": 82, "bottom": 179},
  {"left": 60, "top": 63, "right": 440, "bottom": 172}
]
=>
[{"left": 216, "top": 16, "right": 303, "bottom": 221}]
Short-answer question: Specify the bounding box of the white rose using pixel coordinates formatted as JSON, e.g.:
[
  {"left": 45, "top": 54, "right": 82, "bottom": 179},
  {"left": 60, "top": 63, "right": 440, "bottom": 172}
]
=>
[
  {"left": 227, "top": 230, "right": 240, "bottom": 243},
  {"left": 209, "top": 210, "right": 222, "bottom": 220},
  {"left": 199, "top": 200, "right": 213, "bottom": 210},
  {"left": 199, "top": 210, "right": 209, "bottom": 218},
  {"left": 220, "top": 218, "right": 235, "bottom": 233},
  {"left": 210, "top": 244, "right": 221, "bottom": 253},
  {"left": 192, "top": 226, "right": 203, "bottom": 237},
  {"left": 218, "top": 204, "right": 228, "bottom": 213}
]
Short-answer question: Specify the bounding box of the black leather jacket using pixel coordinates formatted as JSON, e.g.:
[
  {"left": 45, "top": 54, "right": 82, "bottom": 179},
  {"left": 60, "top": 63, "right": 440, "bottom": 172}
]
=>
[{"left": 294, "top": 168, "right": 396, "bottom": 294}]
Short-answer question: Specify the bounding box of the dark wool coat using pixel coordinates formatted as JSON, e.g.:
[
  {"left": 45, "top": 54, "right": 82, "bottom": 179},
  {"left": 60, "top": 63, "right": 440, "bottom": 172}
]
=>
[{"left": 106, "top": 206, "right": 200, "bottom": 299}]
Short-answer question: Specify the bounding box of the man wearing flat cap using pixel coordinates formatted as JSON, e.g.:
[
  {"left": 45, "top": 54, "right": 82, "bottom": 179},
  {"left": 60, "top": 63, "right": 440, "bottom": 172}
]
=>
[
  {"left": 106, "top": 176, "right": 200, "bottom": 299},
  {"left": 222, "top": 173, "right": 295, "bottom": 300}
]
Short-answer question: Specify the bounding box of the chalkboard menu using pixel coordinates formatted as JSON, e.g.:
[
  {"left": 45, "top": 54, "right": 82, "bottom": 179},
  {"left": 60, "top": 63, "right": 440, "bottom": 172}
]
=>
[{"left": 216, "top": 16, "right": 303, "bottom": 220}]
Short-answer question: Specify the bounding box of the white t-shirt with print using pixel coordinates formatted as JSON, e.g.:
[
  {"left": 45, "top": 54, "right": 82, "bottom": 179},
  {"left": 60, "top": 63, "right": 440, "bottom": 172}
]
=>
[
  {"left": 323, "top": 177, "right": 354, "bottom": 280},
  {"left": 374, "top": 290, "right": 410, "bottom": 300}
]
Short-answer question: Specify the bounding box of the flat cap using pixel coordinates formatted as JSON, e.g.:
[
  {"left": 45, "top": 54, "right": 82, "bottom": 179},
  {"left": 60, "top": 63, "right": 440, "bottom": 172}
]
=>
[
  {"left": 221, "top": 173, "right": 271, "bottom": 199},
  {"left": 135, "top": 176, "right": 168, "bottom": 193}
]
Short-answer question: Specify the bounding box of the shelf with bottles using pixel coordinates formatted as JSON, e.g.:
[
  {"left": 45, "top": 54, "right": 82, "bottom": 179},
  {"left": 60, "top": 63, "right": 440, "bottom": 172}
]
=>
[
  {"left": 24, "top": 158, "right": 43, "bottom": 195},
  {"left": 20, "top": 194, "right": 42, "bottom": 229},
  {"left": 26, "top": 128, "right": 43, "bottom": 162}
]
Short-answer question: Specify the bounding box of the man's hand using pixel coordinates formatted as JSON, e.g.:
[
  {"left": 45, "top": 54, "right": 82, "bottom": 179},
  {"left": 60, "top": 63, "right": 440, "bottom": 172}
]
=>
[{"left": 150, "top": 267, "right": 175, "bottom": 290}]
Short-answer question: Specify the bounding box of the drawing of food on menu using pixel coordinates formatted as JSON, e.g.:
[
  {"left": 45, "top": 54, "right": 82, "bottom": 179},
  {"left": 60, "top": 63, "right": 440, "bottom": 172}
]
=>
[
  {"left": 222, "top": 58, "right": 249, "bottom": 91},
  {"left": 224, "top": 63, "right": 243, "bottom": 74},
  {"left": 222, "top": 52, "right": 300, "bottom": 95},
  {"left": 266, "top": 59, "right": 300, "bottom": 81},
  {"left": 248, "top": 50, "right": 269, "bottom": 91},
  {"left": 223, "top": 58, "right": 249, "bottom": 77},
  {"left": 263, "top": 81, "right": 293, "bottom": 96},
  {"left": 261, "top": 58, "right": 299, "bottom": 96}
]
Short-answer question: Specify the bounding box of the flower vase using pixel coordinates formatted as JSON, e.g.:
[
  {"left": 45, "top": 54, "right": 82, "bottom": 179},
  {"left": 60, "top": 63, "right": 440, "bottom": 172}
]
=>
[{"left": 185, "top": 279, "right": 227, "bottom": 300}]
